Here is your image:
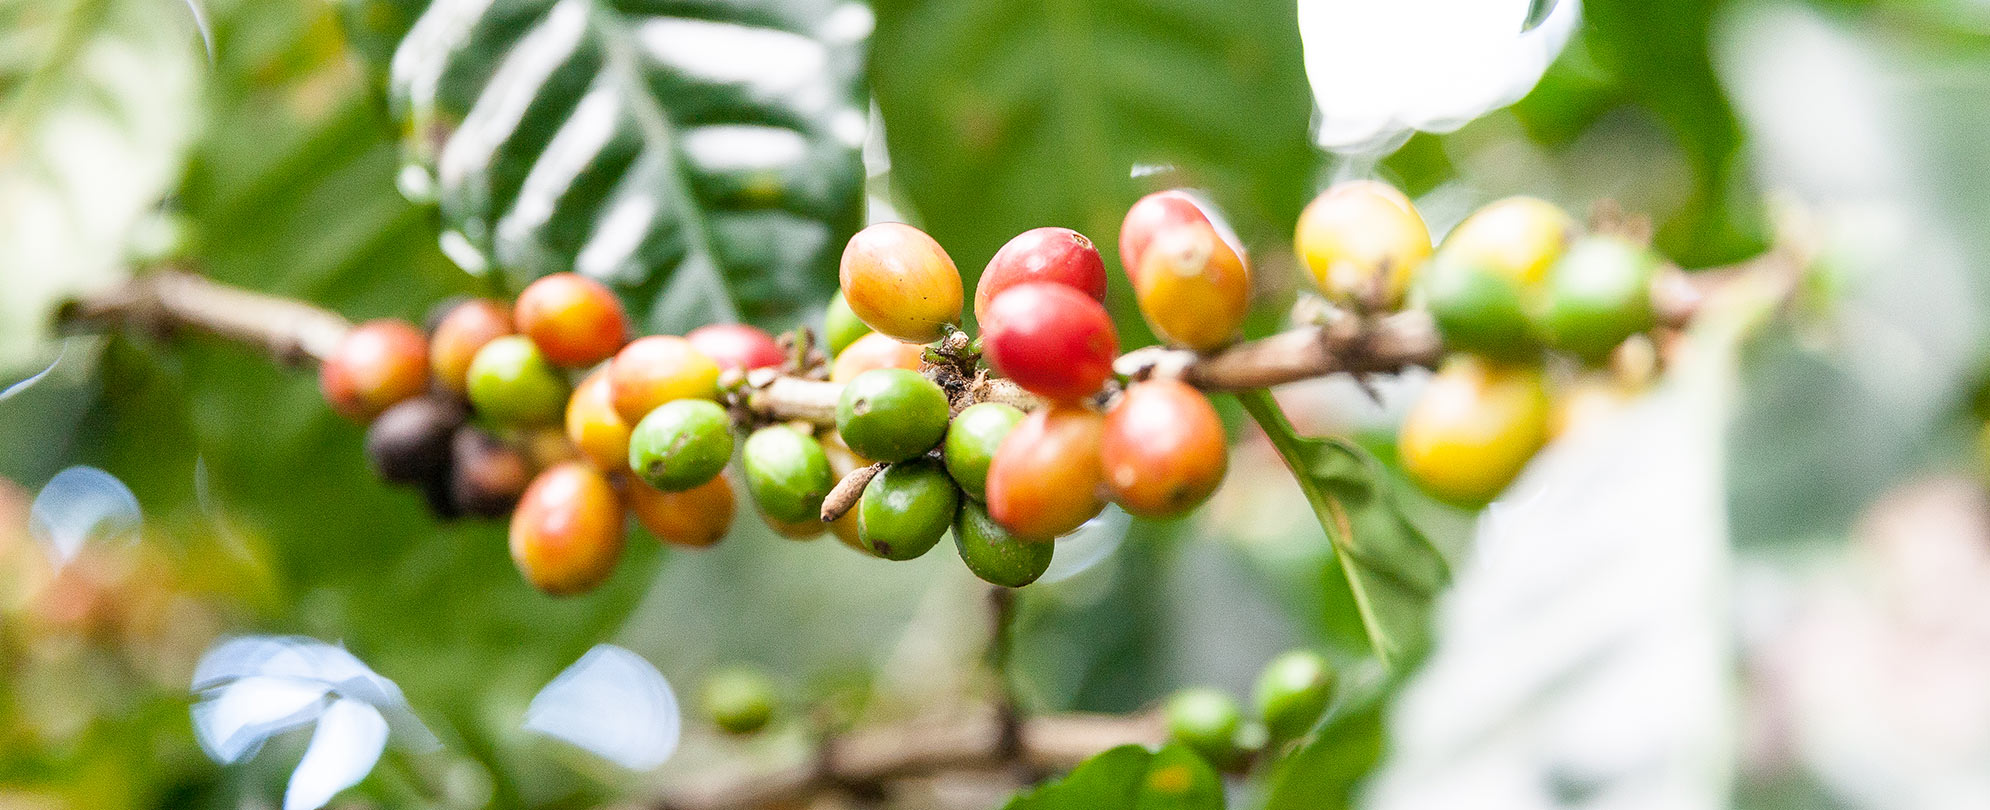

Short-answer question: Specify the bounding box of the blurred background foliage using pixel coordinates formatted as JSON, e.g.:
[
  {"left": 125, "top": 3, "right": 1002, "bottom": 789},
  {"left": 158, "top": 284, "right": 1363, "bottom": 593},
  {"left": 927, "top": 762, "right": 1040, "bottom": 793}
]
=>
[{"left": 4, "top": 0, "right": 1990, "bottom": 808}]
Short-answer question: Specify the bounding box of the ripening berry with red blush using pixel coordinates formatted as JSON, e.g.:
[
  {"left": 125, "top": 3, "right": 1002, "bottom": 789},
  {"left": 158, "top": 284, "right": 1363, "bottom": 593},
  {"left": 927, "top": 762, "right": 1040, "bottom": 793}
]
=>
[
  {"left": 515, "top": 273, "right": 630, "bottom": 368},
  {"left": 974, "top": 227, "right": 1108, "bottom": 324},
  {"left": 687, "top": 323, "right": 786, "bottom": 373},
  {"left": 981, "top": 283, "right": 1118, "bottom": 403},
  {"left": 1101, "top": 378, "right": 1227, "bottom": 518},
  {"left": 984, "top": 404, "right": 1107, "bottom": 540},
  {"left": 321, "top": 319, "right": 430, "bottom": 422}
]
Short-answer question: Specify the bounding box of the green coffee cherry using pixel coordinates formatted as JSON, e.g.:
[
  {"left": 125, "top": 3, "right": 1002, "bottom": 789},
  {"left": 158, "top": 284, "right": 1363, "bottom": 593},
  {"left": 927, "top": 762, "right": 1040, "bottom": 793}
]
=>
[
  {"left": 825, "top": 290, "right": 873, "bottom": 358},
  {"left": 628, "top": 399, "right": 734, "bottom": 491},
  {"left": 1536, "top": 235, "right": 1659, "bottom": 362},
  {"left": 467, "top": 335, "right": 571, "bottom": 426},
  {"left": 742, "top": 426, "right": 835, "bottom": 524},
  {"left": 953, "top": 501, "right": 1052, "bottom": 587},
  {"left": 1420, "top": 256, "right": 1537, "bottom": 361},
  {"left": 836, "top": 368, "right": 951, "bottom": 463},
  {"left": 1164, "top": 687, "right": 1243, "bottom": 768},
  {"left": 943, "top": 402, "right": 1025, "bottom": 501},
  {"left": 699, "top": 666, "right": 777, "bottom": 735},
  {"left": 856, "top": 460, "right": 959, "bottom": 561},
  {"left": 1254, "top": 650, "right": 1336, "bottom": 741}
]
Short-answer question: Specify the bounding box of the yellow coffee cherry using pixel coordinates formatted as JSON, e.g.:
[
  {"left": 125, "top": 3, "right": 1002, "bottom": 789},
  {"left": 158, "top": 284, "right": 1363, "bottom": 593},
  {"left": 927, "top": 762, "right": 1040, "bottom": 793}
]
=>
[
  {"left": 1398, "top": 357, "right": 1550, "bottom": 506},
  {"left": 1295, "top": 180, "right": 1432, "bottom": 309},
  {"left": 1438, "top": 196, "right": 1577, "bottom": 287}
]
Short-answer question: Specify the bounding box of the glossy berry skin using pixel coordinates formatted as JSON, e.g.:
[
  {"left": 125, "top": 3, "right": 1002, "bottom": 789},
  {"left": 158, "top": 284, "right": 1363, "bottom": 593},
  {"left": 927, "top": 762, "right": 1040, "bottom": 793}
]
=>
[
  {"left": 1119, "top": 190, "right": 1214, "bottom": 284},
  {"left": 943, "top": 402, "right": 1025, "bottom": 501},
  {"left": 838, "top": 222, "right": 963, "bottom": 343},
  {"left": 565, "top": 368, "right": 632, "bottom": 471},
  {"left": 1420, "top": 255, "right": 1538, "bottom": 361},
  {"left": 856, "top": 461, "right": 959, "bottom": 561},
  {"left": 829, "top": 332, "right": 923, "bottom": 384},
  {"left": 1254, "top": 650, "right": 1336, "bottom": 742},
  {"left": 836, "top": 368, "right": 951, "bottom": 463},
  {"left": 985, "top": 404, "right": 1107, "bottom": 540},
  {"left": 974, "top": 227, "right": 1109, "bottom": 324},
  {"left": 1295, "top": 180, "right": 1432, "bottom": 309},
  {"left": 1164, "top": 687, "right": 1243, "bottom": 768},
  {"left": 700, "top": 666, "right": 776, "bottom": 735},
  {"left": 741, "top": 426, "right": 835, "bottom": 524},
  {"left": 514, "top": 273, "right": 630, "bottom": 367},
  {"left": 365, "top": 395, "right": 466, "bottom": 485},
  {"left": 982, "top": 283, "right": 1119, "bottom": 402},
  {"left": 467, "top": 335, "right": 572, "bottom": 426},
  {"left": 608, "top": 336, "right": 722, "bottom": 424},
  {"left": 824, "top": 290, "right": 873, "bottom": 358},
  {"left": 1398, "top": 357, "right": 1550, "bottom": 506},
  {"left": 450, "top": 427, "right": 532, "bottom": 517},
  {"left": 1438, "top": 196, "right": 1576, "bottom": 286},
  {"left": 954, "top": 502, "right": 1053, "bottom": 587},
  {"left": 687, "top": 323, "right": 786, "bottom": 372},
  {"left": 1133, "top": 215, "right": 1250, "bottom": 352},
  {"left": 428, "top": 299, "right": 513, "bottom": 395},
  {"left": 628, "top": 473, "right": 735, "bottom": 548},
  {"left": 320, "top": 319, "right": 430, "bottom": 422},
  {"left": 1536, "top": 235, "right": 1659, "bottom": 362},
  {"left": 509, "top": 462, "right": 624, "bottom": 596},
  {"left": 1101, "top": 379, "right": 1227, "bottom": 518},
  {"left": 627, "top": 399, "right": 734, "bottom": 492}
]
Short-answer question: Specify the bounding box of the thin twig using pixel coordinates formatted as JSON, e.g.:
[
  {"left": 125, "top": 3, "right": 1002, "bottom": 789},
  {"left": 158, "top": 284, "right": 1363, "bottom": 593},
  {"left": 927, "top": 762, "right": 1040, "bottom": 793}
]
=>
[{"left": 55, "top": 269, "right": 351, "bottom": 366}]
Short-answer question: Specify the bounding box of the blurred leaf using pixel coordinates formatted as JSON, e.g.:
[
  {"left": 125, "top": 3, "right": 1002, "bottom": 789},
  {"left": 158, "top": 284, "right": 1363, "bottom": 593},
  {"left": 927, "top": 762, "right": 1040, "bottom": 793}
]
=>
[
  {"left": 0, "top": 0, "right": 198, "bottom": 371},
  {"left": 867, "top": 0, "right": 1319, "bottom": 337},
  {"left": 1259, "top": 693, "right": 1385, "bottom": 810},
  {"left": 1523, "top": 0, "right": 1559, "bottom": 33},
  {"left": 1005, "top": 743, "right": 1223, "bottom": 810},
  {"left": 1580, "top": 0, "right": 1772, "bottom": 267},
  {"left": 354, "top": 0, "right": 869, "bottom": 332},
  {"left": 1360, "top": 290, "right": 1770, "bottom": 809},
  {"left": 1235, "top": 391, "right": 1448, "bottom": 668}
]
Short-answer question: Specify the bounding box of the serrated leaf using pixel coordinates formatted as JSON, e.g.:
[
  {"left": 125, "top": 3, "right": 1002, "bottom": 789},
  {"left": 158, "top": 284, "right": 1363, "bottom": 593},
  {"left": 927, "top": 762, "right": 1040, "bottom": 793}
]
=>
[
  {"left": 867, "top": 0, "right": 1318, "bottom": 338},
  {"left": 1236, "top": 390, "right": 1449, "bottom": 668},
  {"left": 361, "top": 0, "right": 870, "bottom": 331},
  {"left": 1005, "top": 744, "right": 1223, "bottom": 810}
]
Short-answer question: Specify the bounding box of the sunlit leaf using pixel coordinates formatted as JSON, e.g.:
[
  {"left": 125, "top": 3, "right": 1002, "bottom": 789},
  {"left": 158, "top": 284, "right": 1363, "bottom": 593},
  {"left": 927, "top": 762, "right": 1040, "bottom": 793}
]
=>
[{"left": 1004, "top": 743, "right": 1223, "bottom": 810}]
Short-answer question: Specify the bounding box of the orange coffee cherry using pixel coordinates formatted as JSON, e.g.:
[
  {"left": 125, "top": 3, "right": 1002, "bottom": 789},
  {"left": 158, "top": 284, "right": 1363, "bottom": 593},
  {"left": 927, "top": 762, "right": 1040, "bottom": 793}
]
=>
[
  {"left": 1101, "top": 378, "right": 1227, "bottom": 518},
  {"left": 514, "top": 273, "right": 631, "bottom": 368},
  {"left": 608, "top": 335, "right": 722, "bottom": 424},
  {"left": 829, "top": 332, "right": 924, "bottom": 384},
  {"left": 985, "top": 404, "right": 1107, "bottom": 540},
  {"left": 428, "top": 298, "right": 514, "bottom": 395},
  {"left": 566, "top": 368, "right": 632, "bottom": 471},
  {"left": 627, "top": 473, "right": 736, "bottom": 549},
  {"left": 321, "top": 319, "right": 430, "bottom": 422},
  {"left": 838, "top": 222, "right": 963, "bottom": 343},
  {"left": 509, "top": 462, "right": 625, "bottom": 595}
]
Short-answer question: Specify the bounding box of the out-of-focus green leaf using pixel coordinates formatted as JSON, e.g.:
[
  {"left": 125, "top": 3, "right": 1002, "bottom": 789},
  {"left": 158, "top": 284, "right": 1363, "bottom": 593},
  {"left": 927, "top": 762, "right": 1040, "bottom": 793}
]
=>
[
  {"left": 1235, "top": 391, "right": 1448, "bottom": 669},
  {"left": 867, "top": 0, "right": 1319, "bottom": 337},
  {"left": 1523, "top": 0, "right": 1559, "bottom": 33},
  {"left": 1004, "top": 743, "right": 1223, "bottom": 810},
  {"left": 344, "top": 0, "right": 869, "bottom": 332},
  {"left": 1580, "top": 0, "right": 1772, "bottom": 267},
  {"left": 1259, "top": 693, "right": 1385, "bottom": 810}
]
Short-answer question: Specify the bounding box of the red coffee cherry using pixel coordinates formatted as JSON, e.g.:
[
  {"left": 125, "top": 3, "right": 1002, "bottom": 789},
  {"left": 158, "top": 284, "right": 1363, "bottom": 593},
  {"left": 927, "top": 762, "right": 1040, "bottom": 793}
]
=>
[
  {"left": 974, "top": 227, "right": 1108, "bottom": 324},
  {"left": 627, "top": 472, "right": 736, "bottom": 549},
  {"left": 838, "top": 222, "right": 963, "bottom": 343},
  {"left": 321, "top": 319, "right": 430, "bottom": 422},
  {"left": 608, "top": 335, "right": 722, "bottom": 424},
  {"left": 515, "top": 273, "right": 630, "bottom": 367},
  {"left": 981, "top": 283, "right": 1118, "bottom": 403},
  {"left": 1101, "top": 378, "right": 1227, "bottom": 518},
  {"left": 687, "top": 323, "right": 786, "bottom": 373},
  {"left": 509, "top": 462, "right": 625, "bottom": 595},
  {"left": 428, "top": 298, "right": 513, "bottom": 395},
  {"left": 985, "top": 404, "right": 1107, "bottom": 540}
]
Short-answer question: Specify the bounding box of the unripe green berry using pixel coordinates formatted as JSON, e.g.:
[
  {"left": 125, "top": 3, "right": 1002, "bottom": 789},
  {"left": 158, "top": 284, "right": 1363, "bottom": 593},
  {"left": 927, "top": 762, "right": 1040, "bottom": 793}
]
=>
[
  {"left": 741, "top": 426, "right": 835, "bottom": 524},
  {"left": 943, "top": 403, "right": 1024, "bottom": 501},
  {"left": 824, "top": 290, "right": 872, "bottom": 358},
  {"left": 699, "top": 666, "right": 777, "bottom": 735},
  {"left": 1164, "top": 687, "right": 1243, "bottom": 767},
  {"left": 1254, "top": 650, "right": 1336, "bottom": 742},
  {"left": 836, "top": 368, "right": 951, "bottom": 463},
  {"left": 953, "top": 501, "right": 1052, "bottom": 587},
  {"left": 467, "top": 335, "right": 571, "bottom": 426},
  {"left": 1535, "top": 235, "right": 1659, "bottom": 362},
  {"left": 856, "top": 460, "right": 959, "bottom": 561},
  {"left": 627, "top": 399, "right": 735, "bottom": 492},
  {"left": 1420, "top": 256, "right": 1538, "bottom": 361}
]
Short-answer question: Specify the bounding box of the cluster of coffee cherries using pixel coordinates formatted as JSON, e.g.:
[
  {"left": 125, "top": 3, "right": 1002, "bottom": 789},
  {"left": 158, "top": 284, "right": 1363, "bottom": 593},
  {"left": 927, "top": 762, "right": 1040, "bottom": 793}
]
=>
[
  {"left": 1163, "top": 649, "right": 1337, "bottom": 768},
  {"left": 1294, "top": 182, "right": 1669, "bottom": 505}
]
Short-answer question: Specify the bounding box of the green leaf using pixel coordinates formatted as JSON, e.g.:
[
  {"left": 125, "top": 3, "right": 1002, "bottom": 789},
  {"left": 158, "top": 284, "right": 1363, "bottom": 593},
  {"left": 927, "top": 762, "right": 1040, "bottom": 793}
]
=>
[
  {"left": 1259, "top": 693, "right": 1386, "bottom": 810},
  {"left": 867, "top": 0, "right": 1319, "bottom": 337},
  {"left": 1234, "top": 390, "right": 1448, "bottom": 668},
  {"left": 1005, "top": 744, "right": 1224, "bottom": 810},
  {"left": 352, "top": 0, "right": 870, "bottom": 331},
  {"left": 1522, "top": 0, "right": 1558, "bottom": 33}
]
